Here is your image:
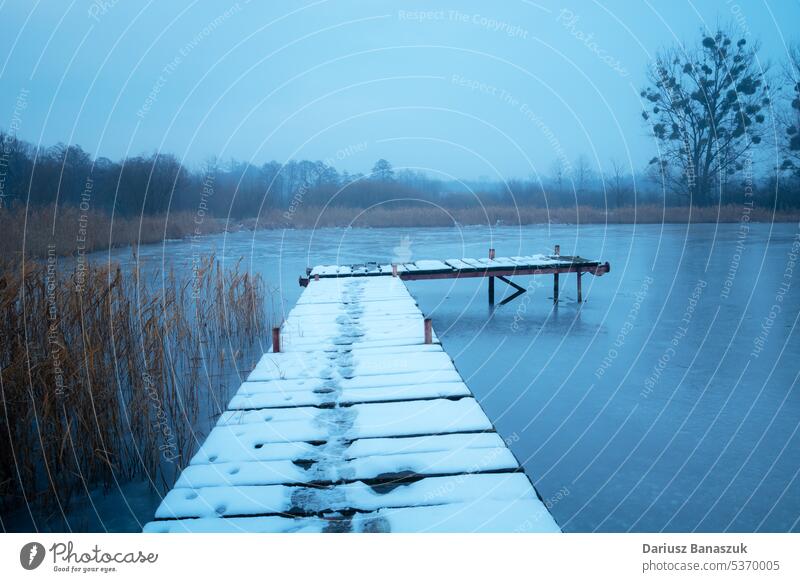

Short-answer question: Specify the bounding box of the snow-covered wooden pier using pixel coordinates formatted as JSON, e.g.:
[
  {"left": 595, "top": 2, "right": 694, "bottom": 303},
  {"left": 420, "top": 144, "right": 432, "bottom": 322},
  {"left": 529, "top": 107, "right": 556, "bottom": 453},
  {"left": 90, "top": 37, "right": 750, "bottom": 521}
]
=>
[
  {"left": 144, "top": 274, "right": 561, "bottom": 533},
  {"left": 300, "top": 246, "right": 610, "bottom": 305}
]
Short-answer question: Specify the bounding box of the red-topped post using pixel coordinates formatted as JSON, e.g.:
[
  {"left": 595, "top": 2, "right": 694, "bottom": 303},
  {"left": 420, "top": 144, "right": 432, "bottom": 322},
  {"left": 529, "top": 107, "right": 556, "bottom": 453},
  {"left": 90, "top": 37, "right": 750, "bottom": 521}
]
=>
[{"left": 272, "top": 327, "right": 281, "bottom": 353}]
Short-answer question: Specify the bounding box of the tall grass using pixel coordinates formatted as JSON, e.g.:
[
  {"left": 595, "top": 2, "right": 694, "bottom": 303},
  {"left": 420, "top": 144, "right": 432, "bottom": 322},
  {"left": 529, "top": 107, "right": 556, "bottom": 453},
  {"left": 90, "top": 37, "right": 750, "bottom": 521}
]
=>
[{"left": 0, "top": 254, "right": 266, "bottom": 525}]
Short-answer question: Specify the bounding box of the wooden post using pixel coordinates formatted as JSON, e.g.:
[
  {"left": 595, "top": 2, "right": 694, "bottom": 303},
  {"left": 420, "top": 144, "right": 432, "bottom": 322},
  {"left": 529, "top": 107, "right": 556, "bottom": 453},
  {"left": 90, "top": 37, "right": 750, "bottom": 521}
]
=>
[
  {"left": 488, "top": 247, "right": 495, "bottom": 304},
  {"left": 392, "top": 264, "right": 398, "bottom": 277},
  {"left": 553, "top": 245, "right": 560, "bottom": 303},
  {"left": 272, "top": 327, "right": 281, "bottom": 353},
  {"left": 424, "top": 318, "right": 432, "bottom": 344},
  {"left": 314, "top": 273, "right": 320, "bottom": 282},
  {"left": 553, "top": 273, "right": 559, "bottom": 303},
  {"left": 577, "top": 272, "right": 583, "bottom": 303}
]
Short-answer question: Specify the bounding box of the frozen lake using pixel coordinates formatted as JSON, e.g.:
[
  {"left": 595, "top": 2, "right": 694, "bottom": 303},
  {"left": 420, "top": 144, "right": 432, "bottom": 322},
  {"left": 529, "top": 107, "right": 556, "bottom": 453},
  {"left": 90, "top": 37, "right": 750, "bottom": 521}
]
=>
[{"left": 88, "top": 222, "right": 800, "bottom": 532}]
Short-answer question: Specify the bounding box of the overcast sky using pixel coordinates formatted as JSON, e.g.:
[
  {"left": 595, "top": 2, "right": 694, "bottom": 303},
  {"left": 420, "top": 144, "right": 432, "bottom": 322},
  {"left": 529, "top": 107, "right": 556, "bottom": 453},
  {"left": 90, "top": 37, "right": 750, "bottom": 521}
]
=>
[{"left": 1, "top": 0, "right": 798, "bottom": 181}]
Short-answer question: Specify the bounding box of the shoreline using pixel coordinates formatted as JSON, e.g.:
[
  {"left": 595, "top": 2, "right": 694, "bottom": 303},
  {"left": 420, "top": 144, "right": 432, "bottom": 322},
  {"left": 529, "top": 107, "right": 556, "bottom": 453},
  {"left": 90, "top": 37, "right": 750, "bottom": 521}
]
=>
[
  {"left": 2, "top": 203, "right": 798, "bottom": 260},
  {"left": 249, "top": 204, "right": 800, "bottom": 230}
]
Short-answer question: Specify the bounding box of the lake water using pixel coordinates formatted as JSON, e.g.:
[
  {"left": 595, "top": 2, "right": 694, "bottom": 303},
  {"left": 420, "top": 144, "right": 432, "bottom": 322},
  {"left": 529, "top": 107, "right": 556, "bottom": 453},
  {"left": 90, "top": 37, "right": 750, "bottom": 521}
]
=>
[{"left": 40, "top": 222, "right": 800, "bottom": 532}]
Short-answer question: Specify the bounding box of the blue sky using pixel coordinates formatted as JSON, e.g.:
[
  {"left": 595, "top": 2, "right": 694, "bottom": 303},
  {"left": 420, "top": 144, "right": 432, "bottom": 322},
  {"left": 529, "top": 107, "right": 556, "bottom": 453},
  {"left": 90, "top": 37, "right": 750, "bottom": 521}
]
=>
[{"left": 1, "top": 0, "right": 798, "bottom": 180}]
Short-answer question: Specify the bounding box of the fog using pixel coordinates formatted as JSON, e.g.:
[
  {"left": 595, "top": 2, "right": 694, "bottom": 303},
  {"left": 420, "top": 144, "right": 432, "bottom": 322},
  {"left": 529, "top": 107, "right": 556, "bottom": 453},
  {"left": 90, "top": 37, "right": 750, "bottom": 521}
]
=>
[{"left": 1, "top": 0, "right": 798, "bottom": 182}]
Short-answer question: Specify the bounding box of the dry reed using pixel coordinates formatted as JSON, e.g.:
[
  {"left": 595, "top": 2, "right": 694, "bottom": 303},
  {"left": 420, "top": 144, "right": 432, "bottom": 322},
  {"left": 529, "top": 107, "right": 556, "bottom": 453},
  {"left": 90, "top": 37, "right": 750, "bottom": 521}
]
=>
[
  {"left": 0, "top": 205, "right": 227, "bottom": 260},
  {"left": 0, "top": 254, "right": 266, "bottom": 525}
]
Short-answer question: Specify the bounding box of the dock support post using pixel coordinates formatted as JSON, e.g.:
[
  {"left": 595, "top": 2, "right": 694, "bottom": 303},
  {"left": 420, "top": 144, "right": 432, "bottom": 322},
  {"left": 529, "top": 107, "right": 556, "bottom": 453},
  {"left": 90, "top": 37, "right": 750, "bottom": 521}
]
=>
[
  {"left": 272, "top": 327, "right": 281, "bottom": 353},
  {"left": 314, "top": 274, "right": 320, "bottom": 282},
  {"left": 554, "top": 274, "right": 559, "bottom": 303},
  {"left": 577, "top": 272, "right": 583, "bottom": 303},
  {"left": 392, "top": 264, "right": 398, "bottom": 277},
  {"left": 553, "top": 244, "right": 560, "bottom": 304},
  {"left": 488, "top": 247, "right": 495, "bottom": 305},
  {"left": 424, "top": 318, "right": 432, "bottom": 344}
]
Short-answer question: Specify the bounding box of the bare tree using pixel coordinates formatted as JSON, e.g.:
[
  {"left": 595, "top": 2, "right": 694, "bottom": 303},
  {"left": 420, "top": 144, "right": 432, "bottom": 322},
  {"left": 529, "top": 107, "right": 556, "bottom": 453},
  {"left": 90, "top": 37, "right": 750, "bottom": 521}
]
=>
[
  {"left": 371, "top": 159, "right": 394, "bottom": 181},
  {"left": 780, "top": 45, "right": 800, "bottom": 177},
  {"left": 641, "top": 28, "right": 770, "bottom": 205},
  {"left": 572, "top": 155, "right": 594, "bottom": 196},
  {"left": 608, "top": 158, "right": 627, "bottom": 208},
  {"left": 549, "top": 158, "right": 565, "bottom": 194}
]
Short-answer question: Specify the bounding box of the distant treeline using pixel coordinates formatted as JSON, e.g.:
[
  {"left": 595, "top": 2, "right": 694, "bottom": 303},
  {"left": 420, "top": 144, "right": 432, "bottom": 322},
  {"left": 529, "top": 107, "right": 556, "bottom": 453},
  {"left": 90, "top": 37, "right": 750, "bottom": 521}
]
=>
[
  {"left": 1, "top": 132, "right": 799, "bottom": 223},
  {"left": 0, "top": 136, "right": 453, "bottom": 218}
]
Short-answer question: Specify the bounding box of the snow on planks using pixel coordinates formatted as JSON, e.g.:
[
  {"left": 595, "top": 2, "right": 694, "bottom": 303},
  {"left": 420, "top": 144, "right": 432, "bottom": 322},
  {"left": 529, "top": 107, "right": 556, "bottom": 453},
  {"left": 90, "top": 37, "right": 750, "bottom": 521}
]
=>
[
  {"left": 144, "top": 276, "right": 560, "bottom": 533},
  {"left": 304, "top": 253, "right": 608, "bottom": 282}
]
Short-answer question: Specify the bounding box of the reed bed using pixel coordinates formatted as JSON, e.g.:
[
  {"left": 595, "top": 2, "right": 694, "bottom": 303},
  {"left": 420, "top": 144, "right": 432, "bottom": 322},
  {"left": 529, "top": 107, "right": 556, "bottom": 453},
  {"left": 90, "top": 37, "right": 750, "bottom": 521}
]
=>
[
  {"left": 0, "top": 205, "right": 226, "bottom": 260},
  {"left": 0, "top": 254, "right": 266, "bottom": 526}
]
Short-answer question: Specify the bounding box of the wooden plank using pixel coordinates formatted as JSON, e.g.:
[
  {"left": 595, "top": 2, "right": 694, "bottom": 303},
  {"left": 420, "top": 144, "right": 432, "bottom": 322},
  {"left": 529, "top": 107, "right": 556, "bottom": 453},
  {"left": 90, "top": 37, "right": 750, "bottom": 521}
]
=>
[
  {"left": 289, "top": 300, "right": 420, "bottom": 317},
  {"left": 145, "top": 498, "right": 560, "bottom": 533},
  {"left": 245, "top": 349, "right": 454, "bottom": 382},
  {"left": 228, "top": 380, "right": 471, "bottom": 409},
  {"left": 412, "top": 259, "right": 453, "bottom": 273},
  {"left": 444, "top": 258, "right": 474, "bottom": 270},
  {"left": 459, "top": 258, "right": 486, "bottom": 269},
  {"left": 155, "top": 473, "right": 538, "bottom": 519},
  {"left": 237, "top": 368, "right": 464, "bottom": 396},
  {"left": 215, "top": 397, "right": 492, "bottom": 431},
  {"left": 171, "top": 446, "right": 520, "bottom": 489},
  {"left": 482, "top": 257, "right": 520, "bottom": 268},
  {"left": 189, "top": 432, "right": 506, "bottom": 465}
]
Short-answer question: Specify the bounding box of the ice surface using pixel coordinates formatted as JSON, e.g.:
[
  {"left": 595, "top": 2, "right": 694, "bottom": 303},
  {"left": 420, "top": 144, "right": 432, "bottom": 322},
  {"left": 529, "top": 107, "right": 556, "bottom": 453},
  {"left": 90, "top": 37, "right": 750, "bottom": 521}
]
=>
[{"left": 127, "top": 224, "right": 799, "bottom": 533}]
